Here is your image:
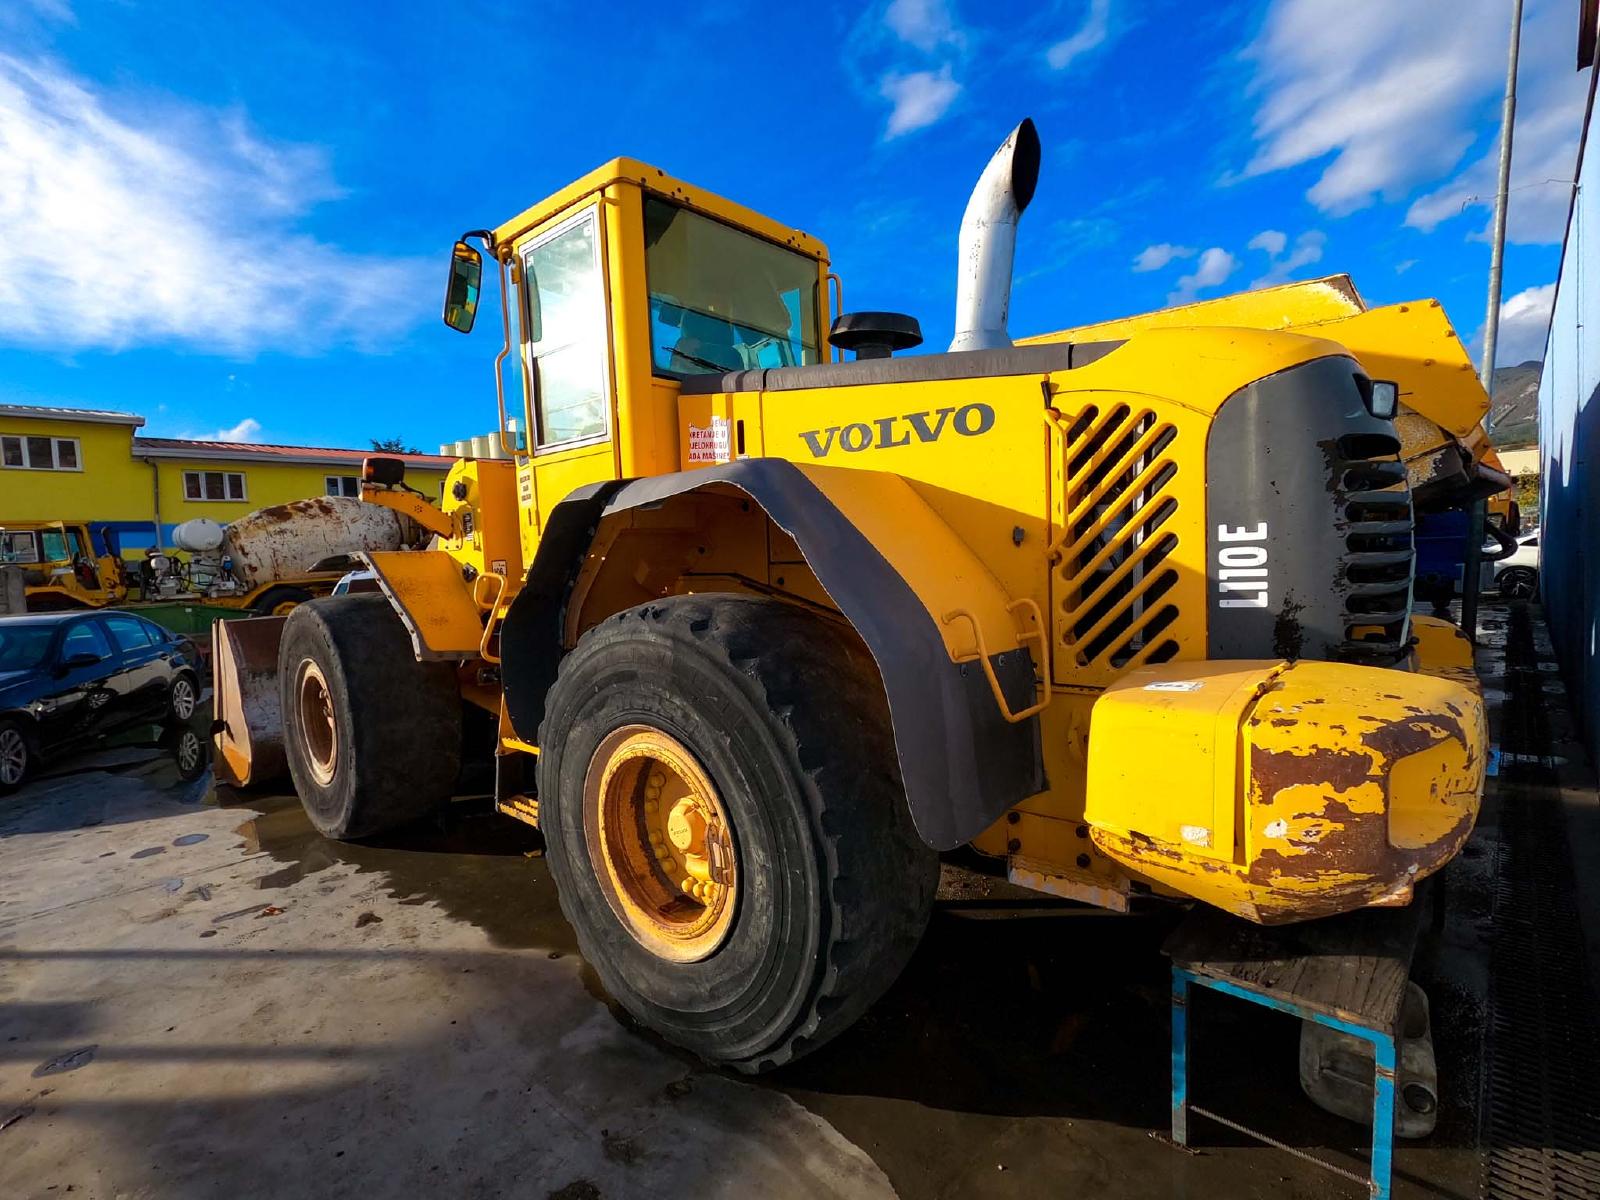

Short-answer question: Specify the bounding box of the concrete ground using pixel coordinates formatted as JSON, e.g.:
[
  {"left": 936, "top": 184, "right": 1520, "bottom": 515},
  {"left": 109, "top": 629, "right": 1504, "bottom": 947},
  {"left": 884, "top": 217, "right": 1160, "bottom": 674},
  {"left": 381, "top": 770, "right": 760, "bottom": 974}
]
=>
[{"left": 2, "top": 621, "right": 1551, "bottom": 1200}]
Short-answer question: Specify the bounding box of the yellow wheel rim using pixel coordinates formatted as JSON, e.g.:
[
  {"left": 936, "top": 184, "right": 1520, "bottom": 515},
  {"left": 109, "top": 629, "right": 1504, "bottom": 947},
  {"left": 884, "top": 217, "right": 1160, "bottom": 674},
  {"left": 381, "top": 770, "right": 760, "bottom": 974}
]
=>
[
  {"left": 584, "top": 725, "right": 738, "bottom": 963},
  {"left": 295, "top": 659, "right": 338, "bottom": 786},
  {"left": 271, "top": 599, "right": 300, "bottom": 616}
]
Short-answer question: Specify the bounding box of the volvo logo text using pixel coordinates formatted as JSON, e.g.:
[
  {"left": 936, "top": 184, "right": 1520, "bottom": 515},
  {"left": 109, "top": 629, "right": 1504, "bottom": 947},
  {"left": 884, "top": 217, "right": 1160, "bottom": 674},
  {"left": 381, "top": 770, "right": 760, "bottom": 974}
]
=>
[{"left": 799, "top": 403, "right": 995, "bottom": 458}]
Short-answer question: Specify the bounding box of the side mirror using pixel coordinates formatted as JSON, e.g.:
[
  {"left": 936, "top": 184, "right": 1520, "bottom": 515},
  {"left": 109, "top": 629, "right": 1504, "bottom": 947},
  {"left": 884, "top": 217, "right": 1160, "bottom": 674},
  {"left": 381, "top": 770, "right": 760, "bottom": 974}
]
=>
[
  {"left": 57, "top": 651, "right": 103, "bottom": 673},
  {"left": 443, "top": 240, "right": 482, "bottom": 334}
]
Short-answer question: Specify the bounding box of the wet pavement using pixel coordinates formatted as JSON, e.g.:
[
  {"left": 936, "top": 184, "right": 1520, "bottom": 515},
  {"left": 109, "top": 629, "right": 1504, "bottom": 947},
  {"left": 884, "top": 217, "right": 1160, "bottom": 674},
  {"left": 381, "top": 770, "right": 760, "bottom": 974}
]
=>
[{"left": 3, "top": 607, "right": 1578, "bottom": 1198}]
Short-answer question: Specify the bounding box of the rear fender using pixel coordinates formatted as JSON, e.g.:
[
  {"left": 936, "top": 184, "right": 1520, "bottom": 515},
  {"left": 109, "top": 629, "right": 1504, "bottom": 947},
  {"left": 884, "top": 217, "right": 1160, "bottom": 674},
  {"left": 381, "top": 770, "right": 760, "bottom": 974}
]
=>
[{"left": 499, "top": 459, "right": 1046, "bottom": 850}]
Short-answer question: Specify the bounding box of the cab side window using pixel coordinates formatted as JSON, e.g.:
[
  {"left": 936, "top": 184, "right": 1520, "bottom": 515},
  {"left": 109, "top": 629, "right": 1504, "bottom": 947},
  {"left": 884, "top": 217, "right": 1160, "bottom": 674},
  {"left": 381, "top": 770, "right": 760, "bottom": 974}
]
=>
[
  {"left": 60, "top": 621, "right": 113, "bottom": 662},
  {"left": 522, "top": 210, "right": 608, "bottom": 450}
]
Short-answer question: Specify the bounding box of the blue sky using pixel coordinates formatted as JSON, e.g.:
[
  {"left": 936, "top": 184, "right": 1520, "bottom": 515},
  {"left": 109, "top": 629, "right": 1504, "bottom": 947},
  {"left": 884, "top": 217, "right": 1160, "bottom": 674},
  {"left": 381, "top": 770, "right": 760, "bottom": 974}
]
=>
[{"left": 0, "top": 0, "right": 1589, "bottom": 451}]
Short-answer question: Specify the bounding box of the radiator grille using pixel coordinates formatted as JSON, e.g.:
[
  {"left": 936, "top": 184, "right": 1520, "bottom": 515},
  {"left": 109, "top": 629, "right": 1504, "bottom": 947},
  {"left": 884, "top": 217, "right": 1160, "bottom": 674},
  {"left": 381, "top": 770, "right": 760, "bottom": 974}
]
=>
[
  {"left": 1052, "top": 403, "right": 1182, "bottom": 674},
  {"left": 1335, "top": 433, "right": 1414, "bottom": 663}
]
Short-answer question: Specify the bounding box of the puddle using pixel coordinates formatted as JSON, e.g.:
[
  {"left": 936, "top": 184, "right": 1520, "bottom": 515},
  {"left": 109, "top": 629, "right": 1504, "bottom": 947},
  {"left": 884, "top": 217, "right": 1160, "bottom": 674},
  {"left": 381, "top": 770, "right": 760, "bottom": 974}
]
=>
[{"left": 32, "top": 1045, "right": 97, "bottom": 1078}]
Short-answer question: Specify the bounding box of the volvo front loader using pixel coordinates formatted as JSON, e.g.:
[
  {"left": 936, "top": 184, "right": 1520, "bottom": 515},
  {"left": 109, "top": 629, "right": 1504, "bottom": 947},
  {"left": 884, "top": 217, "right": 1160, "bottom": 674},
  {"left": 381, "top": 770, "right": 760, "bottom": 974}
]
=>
[{"left": 220, "top": 120, "right": 1486, "bottom": 1072}]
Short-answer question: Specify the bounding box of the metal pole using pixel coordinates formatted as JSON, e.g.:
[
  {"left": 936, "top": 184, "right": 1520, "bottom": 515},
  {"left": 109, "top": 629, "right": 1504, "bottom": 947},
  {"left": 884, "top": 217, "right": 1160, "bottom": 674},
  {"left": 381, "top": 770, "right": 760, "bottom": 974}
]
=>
[
  {"left": 1463, "top": 0, "right": 1524, "bottom": 641},
  {"left": 1480, "top": 0, "right": 1524, "bottom": 391}
]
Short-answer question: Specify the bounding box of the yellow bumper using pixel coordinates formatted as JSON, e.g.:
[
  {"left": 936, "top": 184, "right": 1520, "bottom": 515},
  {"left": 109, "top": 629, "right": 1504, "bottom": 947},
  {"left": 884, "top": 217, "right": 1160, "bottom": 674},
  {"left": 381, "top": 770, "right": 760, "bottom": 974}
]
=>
[{"left": 1085, "top": 659, "right": 1486, "bottom": 924}]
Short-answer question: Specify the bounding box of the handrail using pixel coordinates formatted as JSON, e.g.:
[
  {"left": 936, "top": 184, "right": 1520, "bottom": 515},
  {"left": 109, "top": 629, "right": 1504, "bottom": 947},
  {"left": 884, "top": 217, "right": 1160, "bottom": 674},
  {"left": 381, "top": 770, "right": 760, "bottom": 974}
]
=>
[
  {"left": 942, "top": 597, "right": 1052, "bottom": 723},
  {"left": 473, "top": 571, "right": 508, "bottom": 664}
]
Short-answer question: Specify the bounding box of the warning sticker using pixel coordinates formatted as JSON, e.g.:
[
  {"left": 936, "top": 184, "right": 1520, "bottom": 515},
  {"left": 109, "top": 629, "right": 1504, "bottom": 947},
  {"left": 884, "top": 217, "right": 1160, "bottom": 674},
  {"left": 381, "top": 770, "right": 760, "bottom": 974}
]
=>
[
  {"left": 1143, "top": 680, "right": 1204, "bottom": 692},
  {"left": 688, "top": 416, "right": 732, "bottom": 464}
]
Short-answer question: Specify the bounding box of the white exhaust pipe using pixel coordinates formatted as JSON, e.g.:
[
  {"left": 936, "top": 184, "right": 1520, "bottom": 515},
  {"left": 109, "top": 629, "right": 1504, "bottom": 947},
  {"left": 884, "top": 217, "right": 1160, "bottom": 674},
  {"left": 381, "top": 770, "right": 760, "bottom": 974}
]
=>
[{"left": 949, "top": 119, "right": 1041, "bottom": 353}]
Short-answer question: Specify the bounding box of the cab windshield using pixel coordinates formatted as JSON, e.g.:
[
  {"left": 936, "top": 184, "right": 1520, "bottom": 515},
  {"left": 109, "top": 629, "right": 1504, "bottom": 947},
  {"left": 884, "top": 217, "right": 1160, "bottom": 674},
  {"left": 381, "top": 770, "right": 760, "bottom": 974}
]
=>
[{"left": 643, "top": 198, "right": 820, "bottom": 377}]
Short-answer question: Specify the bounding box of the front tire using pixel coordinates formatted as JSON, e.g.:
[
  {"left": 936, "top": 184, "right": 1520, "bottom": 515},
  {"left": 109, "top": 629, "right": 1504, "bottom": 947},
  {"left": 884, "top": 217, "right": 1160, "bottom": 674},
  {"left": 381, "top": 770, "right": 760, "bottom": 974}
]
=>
[
  {"left": 0, "top": 719, "right": 32, "bottom": 794},
  {"left": 280, "top": 594, "right": 461, "bottom": 839},
  {"left": 537, "top": 595, "right": 938, "bottom": 1073}
]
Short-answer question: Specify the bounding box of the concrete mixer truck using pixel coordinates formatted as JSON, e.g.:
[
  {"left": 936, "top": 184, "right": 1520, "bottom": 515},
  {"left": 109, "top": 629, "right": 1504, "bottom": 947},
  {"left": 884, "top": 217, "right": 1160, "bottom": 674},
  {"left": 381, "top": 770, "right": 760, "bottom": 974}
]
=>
[{"left": 9, "top": 497, "right": 423, "bottom": 616}]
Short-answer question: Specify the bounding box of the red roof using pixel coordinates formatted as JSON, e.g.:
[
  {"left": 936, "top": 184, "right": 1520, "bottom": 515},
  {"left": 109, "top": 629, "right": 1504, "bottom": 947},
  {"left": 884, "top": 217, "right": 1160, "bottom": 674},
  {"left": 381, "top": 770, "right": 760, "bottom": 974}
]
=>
[{"left": 132, "top": 437, "right": 457, "bottom": 470}]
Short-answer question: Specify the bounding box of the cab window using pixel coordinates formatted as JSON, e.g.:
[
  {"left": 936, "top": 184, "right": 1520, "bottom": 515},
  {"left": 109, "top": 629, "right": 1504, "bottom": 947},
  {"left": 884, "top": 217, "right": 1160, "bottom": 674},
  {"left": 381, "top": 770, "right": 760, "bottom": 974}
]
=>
[
  {"left": 522, "top": 210, "right": 608, "bottom": 450},
  {"left": 39, "top": 530, "right": 69, "bottom": 561},
  {"left": 643, "top": 197, "right": 820, "bottom": 377},
  {"left": 1, "top": 531, "right": 39, "bottom": 564}
]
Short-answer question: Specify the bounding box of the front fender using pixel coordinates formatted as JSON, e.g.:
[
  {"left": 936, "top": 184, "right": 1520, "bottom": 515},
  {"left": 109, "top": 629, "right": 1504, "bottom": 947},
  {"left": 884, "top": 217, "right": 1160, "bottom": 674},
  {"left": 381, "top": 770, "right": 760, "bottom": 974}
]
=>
[{"left": 500, "top": 459, "right": 1045, "bottom": 850}]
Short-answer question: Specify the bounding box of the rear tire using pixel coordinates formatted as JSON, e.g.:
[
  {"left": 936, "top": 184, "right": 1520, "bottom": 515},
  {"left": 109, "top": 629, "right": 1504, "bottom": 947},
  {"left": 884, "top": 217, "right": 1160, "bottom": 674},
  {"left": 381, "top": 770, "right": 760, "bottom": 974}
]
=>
[
  {"left": 168, "top": 671, "right": 199, "bottom": 723},
  {"left": 253, "top": 585, "right": 314, "bottom": 617},
  {"left": 537, "top": 594, "right": 939, "bottom": 1073},
  {"left": 280, "top": 594, "right": 461, "bottom": 839},
  {"left": 1497, "top": 566, "right": 1537, "bottom": 600}
]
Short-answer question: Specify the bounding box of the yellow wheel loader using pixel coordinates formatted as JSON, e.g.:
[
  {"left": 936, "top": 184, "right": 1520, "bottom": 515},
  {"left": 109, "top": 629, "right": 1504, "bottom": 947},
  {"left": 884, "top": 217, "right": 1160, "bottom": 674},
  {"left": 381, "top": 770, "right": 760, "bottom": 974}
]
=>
[
  {"left": 1, "top": 521, "right": 125, "bottom": 609},
  {"left": 219, "top": 119, "right": 1487, "bottom": 1072}
]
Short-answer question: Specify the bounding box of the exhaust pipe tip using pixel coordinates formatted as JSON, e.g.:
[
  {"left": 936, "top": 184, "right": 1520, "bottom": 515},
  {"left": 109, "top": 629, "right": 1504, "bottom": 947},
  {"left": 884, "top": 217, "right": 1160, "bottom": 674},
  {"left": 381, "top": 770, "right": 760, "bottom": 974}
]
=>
[
  {"left": 950, "top": 118, "right": 1040, "bottom": 354},
  {"left": 1010, "top": 118, "right": 1041, "bottom": 213}
]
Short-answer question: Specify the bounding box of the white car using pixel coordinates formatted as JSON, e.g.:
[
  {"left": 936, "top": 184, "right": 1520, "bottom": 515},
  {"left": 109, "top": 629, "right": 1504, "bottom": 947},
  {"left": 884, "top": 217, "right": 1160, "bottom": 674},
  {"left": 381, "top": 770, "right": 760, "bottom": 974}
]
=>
[
  {"left": 1493, "top": 533, "right": 1540, "bottom": 599},
  {"left": 331, "top": 569, "right": 379, "bottom": 597}
]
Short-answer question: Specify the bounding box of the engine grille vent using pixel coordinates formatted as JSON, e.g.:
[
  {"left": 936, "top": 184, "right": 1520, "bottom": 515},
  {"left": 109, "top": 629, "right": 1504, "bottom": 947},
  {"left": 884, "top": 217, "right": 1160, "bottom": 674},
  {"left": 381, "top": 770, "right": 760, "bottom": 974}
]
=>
[
  {"left": 1051, "top": 403, "right": 1182, "bottom": 676},
  {"left": 1334, "top": 432, "right": 1414, "bottom": 663}
]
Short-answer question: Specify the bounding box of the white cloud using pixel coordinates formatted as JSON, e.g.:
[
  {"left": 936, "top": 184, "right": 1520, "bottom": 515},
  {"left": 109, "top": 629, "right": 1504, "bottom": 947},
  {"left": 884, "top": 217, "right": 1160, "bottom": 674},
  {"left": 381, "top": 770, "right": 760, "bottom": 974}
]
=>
[
  {"left": 186, "top": 417, "right": 264, "bottom": 443},
  {"left": 1404, "top": 2, "right": 1587, "bottom": 245},
  {"left": 0, "top": 54, "right": 433, "bottom": 356},
  {"left": 1395, "top": 259, "right": 1417, "bottom": 274},
  {"left": 1046, "top": 0, "right": 1111, "bottom": 70},
  {"left": 1132, "top": 243, "right": 1195, "bottom": 273},
  {"left": 1240, "top": 0, "right": 1511, "bottom": 215},
  {"left": 885, "top": 0, "right": 964, "bottom": 53},
  {"left": 881, "top": 66, "right": 961, "bottom": 138},
  {"left": 1250, "top": 229, "right": 1326, "bottom": 287},
  {"left": 1169, "top": 247, "right": 1238, "bottom": 304},
  {"left": 1247, "top": 230, "right": 1287, "bottom": 257},
  {"left": 1483, "top": 282, "right": 1555, "bottom": 365}
]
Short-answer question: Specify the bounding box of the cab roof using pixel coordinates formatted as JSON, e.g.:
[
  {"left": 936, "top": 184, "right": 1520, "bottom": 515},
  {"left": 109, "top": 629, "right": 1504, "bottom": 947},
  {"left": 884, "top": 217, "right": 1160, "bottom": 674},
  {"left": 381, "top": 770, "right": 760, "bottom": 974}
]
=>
[{"left": 490, "top": 157, "right": 829, "bottom": 261}]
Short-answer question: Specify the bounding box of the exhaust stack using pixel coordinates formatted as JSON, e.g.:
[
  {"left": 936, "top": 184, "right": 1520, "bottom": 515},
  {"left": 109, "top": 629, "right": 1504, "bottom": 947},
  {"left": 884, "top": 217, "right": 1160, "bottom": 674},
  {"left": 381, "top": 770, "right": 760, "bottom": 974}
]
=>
[{"left": 949, "top": 119, "right": 1041, "bottom": 353}]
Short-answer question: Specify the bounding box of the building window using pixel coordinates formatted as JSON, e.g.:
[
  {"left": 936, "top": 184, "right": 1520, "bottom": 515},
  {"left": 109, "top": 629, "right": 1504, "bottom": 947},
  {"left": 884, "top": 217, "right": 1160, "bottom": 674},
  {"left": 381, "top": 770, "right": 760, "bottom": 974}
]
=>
[
  {"left": 325, "top": 475, "right": 360, "bottom": 498},
  {"left": 183, "top": 470, "right": 247, "bottom": 501},
  {"left": 0, "top": 434, "right": 82, "bottom": 471}
]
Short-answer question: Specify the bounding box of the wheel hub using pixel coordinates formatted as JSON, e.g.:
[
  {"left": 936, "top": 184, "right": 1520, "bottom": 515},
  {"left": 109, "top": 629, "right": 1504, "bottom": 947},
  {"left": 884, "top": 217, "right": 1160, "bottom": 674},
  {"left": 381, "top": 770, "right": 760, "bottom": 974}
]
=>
[
  {"left": 666, "top": 797, "right": 709, "bottom": 855},
  {"left": 583, "top": 726, "right": 737, "bottom": 963},
  {"left": 295, "top": 660, "right": 338, "bottom": 786}
]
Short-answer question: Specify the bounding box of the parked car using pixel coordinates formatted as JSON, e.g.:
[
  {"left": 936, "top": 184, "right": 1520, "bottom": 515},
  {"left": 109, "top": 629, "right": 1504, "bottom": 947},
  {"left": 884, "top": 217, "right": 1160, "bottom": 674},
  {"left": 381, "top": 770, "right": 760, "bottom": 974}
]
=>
[
  {"left": 0, "top": 610, "right": 202, "bottom": 793},
  {"left": 330, "top": 568, "right": 379, "bottom": 596},
  {"left": 1494, "top": 532, "right": 1541, "bottom": 599}
]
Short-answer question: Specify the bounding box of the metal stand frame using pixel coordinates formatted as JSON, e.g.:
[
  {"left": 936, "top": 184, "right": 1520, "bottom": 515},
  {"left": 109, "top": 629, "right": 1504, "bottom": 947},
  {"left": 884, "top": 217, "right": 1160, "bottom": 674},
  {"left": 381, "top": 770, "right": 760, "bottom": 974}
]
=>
[{"left": 1170, "top": 966, "right": 1397, "bottom": 1199}]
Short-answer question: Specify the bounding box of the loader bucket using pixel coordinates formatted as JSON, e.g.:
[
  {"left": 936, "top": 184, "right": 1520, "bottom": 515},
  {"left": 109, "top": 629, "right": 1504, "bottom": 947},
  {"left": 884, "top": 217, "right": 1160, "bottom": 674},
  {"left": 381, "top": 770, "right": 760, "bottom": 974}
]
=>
[{"left": 211, "top": 615, "right": 288, "bottom": 787}]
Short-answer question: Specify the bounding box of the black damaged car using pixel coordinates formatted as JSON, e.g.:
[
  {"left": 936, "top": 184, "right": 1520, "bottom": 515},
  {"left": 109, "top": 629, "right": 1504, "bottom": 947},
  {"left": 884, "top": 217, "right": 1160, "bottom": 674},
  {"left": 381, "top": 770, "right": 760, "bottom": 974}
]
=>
[{"left": 0, "top": 610, "right": 201, "bottom": 793}]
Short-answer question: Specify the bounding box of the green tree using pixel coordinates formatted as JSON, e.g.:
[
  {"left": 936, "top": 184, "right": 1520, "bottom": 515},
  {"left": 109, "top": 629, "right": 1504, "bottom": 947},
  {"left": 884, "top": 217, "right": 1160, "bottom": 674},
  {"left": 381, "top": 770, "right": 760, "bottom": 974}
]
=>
[{"left": 369, "top": 436, "right": 421, "bottom": 454}]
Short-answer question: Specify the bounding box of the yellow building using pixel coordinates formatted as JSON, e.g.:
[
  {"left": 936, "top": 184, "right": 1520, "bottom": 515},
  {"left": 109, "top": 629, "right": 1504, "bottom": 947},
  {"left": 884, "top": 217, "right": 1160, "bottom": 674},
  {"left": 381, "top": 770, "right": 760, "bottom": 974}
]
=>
[{"left": 0, "top": 404, "right": 453, "bottom": 556}]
